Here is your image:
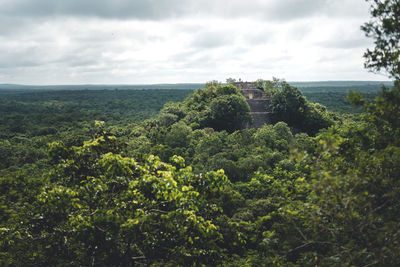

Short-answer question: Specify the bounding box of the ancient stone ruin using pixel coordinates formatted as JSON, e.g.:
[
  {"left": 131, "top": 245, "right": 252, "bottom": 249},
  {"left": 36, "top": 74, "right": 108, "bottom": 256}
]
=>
[{"left": 233, "top": 82, "right": 272, "bottom": 128}]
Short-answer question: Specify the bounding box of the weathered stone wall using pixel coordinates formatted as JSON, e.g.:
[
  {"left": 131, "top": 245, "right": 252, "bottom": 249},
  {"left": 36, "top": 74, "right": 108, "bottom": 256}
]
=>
[
  {"left": 233, "top": 82, "right": 258, "bottom": 90},
  {"left": 241, "top": 89, "right": 267, "bottom": 100},
  {"left": 247, "top": 99, "right": 271, "bottom": 112},
  {"left": 233, "top": 82, "right": 271, "bottom": 128}
]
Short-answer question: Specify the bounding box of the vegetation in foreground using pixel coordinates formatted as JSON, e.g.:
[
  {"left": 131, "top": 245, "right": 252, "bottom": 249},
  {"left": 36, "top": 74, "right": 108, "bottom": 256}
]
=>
[{"left": 1, "top": 0, "right": 400, "bottom": 265}]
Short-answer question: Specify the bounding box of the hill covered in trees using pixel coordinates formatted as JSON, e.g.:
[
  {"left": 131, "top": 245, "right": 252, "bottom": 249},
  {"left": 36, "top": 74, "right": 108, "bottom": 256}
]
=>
[{"left": 1, "top": 76, "right": 399, "bottom": 265}]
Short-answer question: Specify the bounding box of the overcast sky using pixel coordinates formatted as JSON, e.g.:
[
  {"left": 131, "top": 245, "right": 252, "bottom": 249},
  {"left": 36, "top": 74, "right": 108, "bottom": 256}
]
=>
[{"left": 0, "top": 0, "right": 389, "bottom": 85}]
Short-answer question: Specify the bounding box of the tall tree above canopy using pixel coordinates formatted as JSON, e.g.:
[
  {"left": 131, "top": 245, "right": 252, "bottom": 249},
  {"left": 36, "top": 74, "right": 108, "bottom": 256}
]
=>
[{"left": 362, "top": 0, "right": 400, "bottom": 80}]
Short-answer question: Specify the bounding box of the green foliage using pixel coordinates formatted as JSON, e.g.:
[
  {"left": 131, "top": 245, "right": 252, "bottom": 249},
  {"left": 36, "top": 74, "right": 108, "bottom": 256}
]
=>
[
  {"left": 362, "top": 0, "right": 400, "bottom": 79},
  {"left": 4, "top": 133, "right": 231, "bottom": 266},
  {"left": 261, "top": 79, "right": 334, "bottom": 135},
  {"left": 285, "top": 82, "right": 400, "bottom": 266},
  {"left": 205, "top": 80, "right": 222, "bottom": 88},
  {"left": 209, "top": 94, "right": 251, "bottom": 132},
  {"left": 0, "top": 89, "right": 193, "bottom": 171},
  {"left": 298, "top": 83, "right": 387, "bottom": 114},
  {"left": 1, "top": 72, "right": 399, "bottom": 265},
  {"left": 363, "top": 81, "right": 400, "bottom": 147},
  {"left": 165, "top": 122, "right": 192, "bottom": 148},
  {"left": 226, "top": 78, "right": 237, "bottom": 84},
  {"left": 276, "top": 6, "right": 400, "bottom": 262},
  {"left": 156, "top": 84, "right": 251, "bottom": 132},
  {"left": 254, "top": 77, "right": 283, "bottom": 96}
]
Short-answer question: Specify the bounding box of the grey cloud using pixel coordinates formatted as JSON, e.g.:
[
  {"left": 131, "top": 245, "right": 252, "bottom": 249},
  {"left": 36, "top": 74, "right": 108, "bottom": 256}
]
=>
[
  {"left": 0, "top": 0, "right": 378, "bottom": 84},
  {"left": 0, "top": 30, "right": 101, "bottom": 70},
  {"left": 246, "top": 54, "right": 292, "bottom": 69},
  {"left": 244, "top": 31, "right": 276, "bottom": 45},
  {"left": 51, "top": 52, "right": 101, "bottom": 68},
  {"left": 169, "top": 49, "right": 219, "bottom": 69},
  {"left": 317, "top": 30, "right": 372, "bottom": 49},
  {"left": 288, "top": 23, "right": 312, "bottom": 41},
  {"left": 0, "top": 58, "right": 40, "bottom": 69},
  {"left": 0, "top": 42, "right": 44, "bottom": 69},
  {"left": 185, "top": 0, "right": 332, "bottom": 21},
  {"left": 191, "top": 31, "right": 235, "bottom": 49},
  {"left": 1, "top": 0, "right": 185, "bottom": 20},
  {"left": 0, "top": 16, "right": 33, "bottom": 36},
  {"left": 260, "top": 0, "right": 327, "bottom": 21},
  {"left": 263, "top": 0, "right": 369, "bottom": 20},
  {"left": 169, "top": 45, "right": 244, "bottom": 70},
  {"left": 322, "top": 36, "right": 371, "bottom": 49},
  {"left": 0, "top": 49, "right": 40, "bottom": 69},
  {"left": 1, "top": 0, "right": 368, "bottom": 21},
  {"left": 169, "top": 49, "right": 198, "bottom": 62}
]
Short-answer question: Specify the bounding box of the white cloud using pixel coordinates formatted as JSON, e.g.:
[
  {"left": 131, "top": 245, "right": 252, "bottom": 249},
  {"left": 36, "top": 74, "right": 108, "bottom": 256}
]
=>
[{"left": 0, "top": 0, "right": 386, "bottom": 84}]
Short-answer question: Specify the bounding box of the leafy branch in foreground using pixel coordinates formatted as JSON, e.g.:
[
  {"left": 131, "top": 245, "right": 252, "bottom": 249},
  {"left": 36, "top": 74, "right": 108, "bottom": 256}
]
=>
[{"left": 362, "top": 0, "right": 400, "bottom": 80}]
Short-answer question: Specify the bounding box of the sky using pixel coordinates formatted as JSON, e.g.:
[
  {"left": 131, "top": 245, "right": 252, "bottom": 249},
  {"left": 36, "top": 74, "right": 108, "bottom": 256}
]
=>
[{"left": 0, "top": 0, "right": 390, "bottom": 85}]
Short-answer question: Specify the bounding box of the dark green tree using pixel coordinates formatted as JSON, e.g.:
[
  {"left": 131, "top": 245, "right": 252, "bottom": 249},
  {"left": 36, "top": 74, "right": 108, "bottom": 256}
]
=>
[
  {"left": 280, "top": 1, "right": 400, "bottom": 264},
  {"left": 362, "top": 0, "right": 400, "bottom": 80},
  {"left": 210, "top": 94, "right": 251, "bottom": 132},
  {"left": 3, "top": 131, "right": 232, "bottom": 266},
  {"left": 267, "top": 80, "right": 333, "bottom": 135}
]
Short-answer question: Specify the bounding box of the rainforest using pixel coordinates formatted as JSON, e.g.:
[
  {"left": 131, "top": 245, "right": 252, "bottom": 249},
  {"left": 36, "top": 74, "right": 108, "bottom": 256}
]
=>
[{"left": 1, "top": 0, "right": 400, "bottom": 266}]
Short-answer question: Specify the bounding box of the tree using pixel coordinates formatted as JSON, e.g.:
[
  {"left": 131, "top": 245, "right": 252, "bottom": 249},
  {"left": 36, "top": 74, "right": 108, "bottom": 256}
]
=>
[
  {"left": 210, "top": 94, "right": 251, "bottom": 132},
  {"left": 280, "top": 2, "right": 400, "bottom": 264},
  {"left": 168, "top": 84, "right": 251, "bottom": 132},
  {"left": 362, "top": 0, "right": 400, "bottom": 80},
  {"left": 226, "top": 78, "right": 237, "bottom": 84},
  {"left": 267, "top": 80, "right": 333, "bottom": 135},
  {"left": 291, "top": 85, "right": 400, "bottom": 265},
  {"left": 4, "top": 132, "right": 231, "bottom": 266},
  {"left": 205, "top": 80, "right": 221, "bottom": 88}
]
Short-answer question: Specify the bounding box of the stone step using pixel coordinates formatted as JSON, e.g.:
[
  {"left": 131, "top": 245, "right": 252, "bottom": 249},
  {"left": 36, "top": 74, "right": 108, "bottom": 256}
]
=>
[
  {"left": 246, "top": 99, "right": 271, "bottom": 112},
  {"left": 250, "top": 112, "right": 272, "bottom": 128},
  {"left": 235, "top": 82, "right": 273, "bottom": 128},
  {"left": 233, "top": 82, "right": 258, "bottom": 90},
  {"left": 241, "top": 89, "right": 269, "bottom": 100},
  {"left": 241, "top": 89, "right": 268, "bottom": 93}
]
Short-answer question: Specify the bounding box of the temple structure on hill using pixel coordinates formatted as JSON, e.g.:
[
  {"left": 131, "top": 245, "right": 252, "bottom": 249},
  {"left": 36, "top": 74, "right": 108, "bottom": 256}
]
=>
[{"left": 233, "top": 82, "right": 272, "bottom": 128}]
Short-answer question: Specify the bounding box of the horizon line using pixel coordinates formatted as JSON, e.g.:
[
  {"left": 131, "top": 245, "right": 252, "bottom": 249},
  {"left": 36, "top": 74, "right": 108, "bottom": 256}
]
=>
[{"left": 0, "top": 80, "right": 394, "bottom": 87}]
